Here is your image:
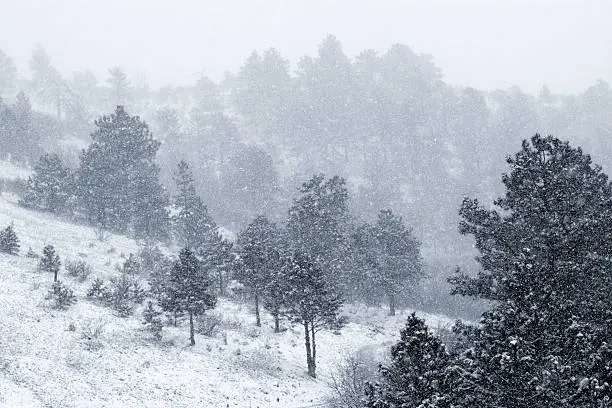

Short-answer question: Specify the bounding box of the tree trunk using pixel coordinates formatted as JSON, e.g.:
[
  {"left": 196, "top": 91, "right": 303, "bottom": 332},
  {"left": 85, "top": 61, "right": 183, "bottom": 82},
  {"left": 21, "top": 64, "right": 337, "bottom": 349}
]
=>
[
  {"left": 303, "top": 321, "right": 316, "bottom": 378},
  {"left": 273, "top": 310, "right": 280, "bottom": 333},
  {"left": 388, "top": 293, "right": 396, "bottom": 316},
  {"left": 254, "top": 292, "right": 261, "bottom": 327},
  {"left": 311, "top": 322, "right": 316, "bottom": 374},
  {"left": 54, "top": 270, "right": 58, "bottom": 282},
  {"left": 217, "top": 269, "right": 225, "bottom": 296},
  {"left": 189, "top": 311, "right": 195, "bottom": 346}
]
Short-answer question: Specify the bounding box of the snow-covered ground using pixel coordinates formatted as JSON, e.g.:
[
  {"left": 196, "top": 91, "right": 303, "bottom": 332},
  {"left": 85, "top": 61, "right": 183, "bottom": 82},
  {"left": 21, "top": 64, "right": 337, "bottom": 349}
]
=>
[
  {"left": 0, "top": 192, "right": 454, "bottom": 408},
  {"left": 0, "top": 161, "right": 32, "bottom": 181}
]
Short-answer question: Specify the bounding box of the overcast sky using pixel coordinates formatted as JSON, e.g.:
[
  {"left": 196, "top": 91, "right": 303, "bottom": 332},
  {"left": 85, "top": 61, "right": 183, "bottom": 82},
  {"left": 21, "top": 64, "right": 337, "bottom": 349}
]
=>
[{"left": 2, "top": 0, "right": 611, "bottom": 94}]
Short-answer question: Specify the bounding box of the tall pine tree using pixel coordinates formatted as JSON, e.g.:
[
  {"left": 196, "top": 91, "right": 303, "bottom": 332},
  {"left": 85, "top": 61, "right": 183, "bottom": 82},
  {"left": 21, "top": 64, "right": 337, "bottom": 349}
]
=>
[{"left": 75, "top": 106, "right": 168, "bottom": 237}]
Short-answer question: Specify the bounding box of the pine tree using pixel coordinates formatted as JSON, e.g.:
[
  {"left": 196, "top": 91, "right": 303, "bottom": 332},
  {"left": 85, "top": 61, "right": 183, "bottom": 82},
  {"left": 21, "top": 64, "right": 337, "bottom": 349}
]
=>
[
  {"left": 143, "top": 301, "right": 163, "bottom": 340},
  {"left": 0, "top": 224, "right": 19, "bottom": 255},
  {"left": 21, "top": 153, "right": 72, "bottom": 213},
  {"left": 353, "top": 209, "right": 424, "bottom": 315},
  {"left": 235, "top": 216, "right": 279, "bottom": 327},
  {"left": 75, "top": 106, "right": 168, "bottom": 237},
  {"left": 283, "top": 251, "right": 344, "bottom": 378},
  {"left": 365, "top": 314, "right": 454, "bottom": 408},
  {"left": 287, "top": 174, "right": 351, "bottom": 290},
  {"left": 162, "top": 248, "right": 216, "bottom": 345},
  {"left": 172, "top": 160, "right": 216, "bottom": 248},
  {"left": 448, "top": 135, "right": 612, "bottom": 406},
  {"left": 39, "top": 245, "right": 61, "bottom": 282}
]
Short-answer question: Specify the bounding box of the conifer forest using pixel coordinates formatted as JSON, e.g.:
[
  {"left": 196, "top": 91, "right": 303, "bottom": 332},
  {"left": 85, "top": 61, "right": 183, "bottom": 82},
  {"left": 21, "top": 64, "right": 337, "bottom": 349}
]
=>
[{"left": 1, "top": 2, "right": 612, "bottom": 407}]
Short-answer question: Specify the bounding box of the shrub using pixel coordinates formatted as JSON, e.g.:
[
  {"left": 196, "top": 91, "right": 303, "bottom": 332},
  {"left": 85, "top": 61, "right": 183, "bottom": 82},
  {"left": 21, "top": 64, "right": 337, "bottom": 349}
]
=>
[
  {"left": 116, "top": 253, "right": 140, "bottom": 275},
  {"left": 87, "top": 277, "right": 107, "bottom": 299},
  {"left": 0, "top": 224, "right": 19, "bottom": 255},
  {"left": 81, "top": 320, "right": 106, "bottom": 351},
  {"left": 65, "top": 260, "right": 93, "bottom": 282},
  {"left": 326, "top": 349, "right": 382, "bottom": 408},
  {"left": 39, "top": 245, "right": 61, "bottom": 281},
  {"left": 46, "top": 280, "right": 77, "bottom": 310},
  {"left": 105, "top": 274, "right": 146, "bottom": 317},
  {"left": 25, "top": 247, "right": 39, "bottom": 258},
  {"left": 143, "top": 301, "right": 163, "bottom": 341},
  {"left": 196, "top": 312, "right": 223, "bottom": 337}
]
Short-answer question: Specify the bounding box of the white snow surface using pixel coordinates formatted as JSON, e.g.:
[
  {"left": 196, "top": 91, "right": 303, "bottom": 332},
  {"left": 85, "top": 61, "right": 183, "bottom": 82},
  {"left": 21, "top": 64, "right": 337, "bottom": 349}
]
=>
[
  {"left": 0, "top": 161, "right": 32, "bottom": 181},
  {"left": 0, "top": 193, "right": 454, "bottom": 408}
]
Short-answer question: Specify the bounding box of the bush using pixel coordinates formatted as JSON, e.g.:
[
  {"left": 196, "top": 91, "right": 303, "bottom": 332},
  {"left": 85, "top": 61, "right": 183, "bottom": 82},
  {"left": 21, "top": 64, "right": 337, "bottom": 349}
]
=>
[
  {"left": 116, "top": 253, "right": 140, "bottom": 275},
  {"left": 25, "top": 247, "right": 39, "bottom": 258},
  {"left": 326, "top": 348, "right": 382, "bottom": 408},
  {"left": 80, "top": 320, "right": 106, "bottom": 351},
  {"left": 87, "top": 277, "right": 106, "bottom": 299},
  {"left": 0, "top": 224, "right": 19, "bottom": 255},
  {"left": 196, "top": 312, "right": 223, "bottom": 337},
  {"left": 143, "top": 301, "right": 163, "bottom": 341},
  {"left": 65, "top": 260, "right": 93, "bottom": 282},
  {"left": 46, "top": 280, "right": 77, "bottom": 310},
  {"left": 105, "top": 274, "right": 146, "bottom": 317}
]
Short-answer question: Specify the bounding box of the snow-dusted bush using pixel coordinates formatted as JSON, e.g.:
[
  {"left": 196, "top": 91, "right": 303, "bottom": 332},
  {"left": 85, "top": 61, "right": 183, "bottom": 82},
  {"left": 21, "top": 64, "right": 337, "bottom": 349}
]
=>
[
  {"left": 46, "top": 280, "right": 77, "bottom": 310},
  {"left": 0, "top": 224, "right": 19, "bottom": 255},
  {"left": 143, "top": 301, "right": 163, "bottom": 341},
  {"left": 325, "top": 348, "right": 382, "bottom": 408},
  {"left": 80, "top": 320, "right": 106, "bottom": 351},
  {"left": 196, "top": 311, "right": 223, "bottom": 337},
  {"left": 65, "top": 259, "right": 93, "bottom": 281}
]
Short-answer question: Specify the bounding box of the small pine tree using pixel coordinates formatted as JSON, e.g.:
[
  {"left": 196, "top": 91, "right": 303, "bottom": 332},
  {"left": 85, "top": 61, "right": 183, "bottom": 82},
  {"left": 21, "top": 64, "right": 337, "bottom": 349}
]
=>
[
  {"left": 283, "top": 251, "right": 345, "bottom": 378},
  {"left": 365, "top": 314, "right": 454, "bottom": 408},
  {"left": 0, "top": 224, "right": 19, "bottom": 255},
  {"left": 235, "top": 216, "right": 279, "bottom": 327},
  {"left": 39, "top": 244, "right": 61, "bottom": 281},
  {"left": 162, "top": 247, "right": 216, "bottom": 345},
  {"left": 46, "top": 280, "right": 77, "bottom": 310},
  {"left": 143, "top": 301, "right": 163, "bottom": 340},
  {"left": 353, "top": 209, "right": 424, "bottom": 315}
]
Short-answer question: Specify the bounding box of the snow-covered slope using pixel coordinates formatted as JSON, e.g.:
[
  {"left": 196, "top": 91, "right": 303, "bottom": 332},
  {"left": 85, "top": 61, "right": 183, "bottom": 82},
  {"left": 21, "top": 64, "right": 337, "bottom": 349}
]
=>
[{"left": 0, "top": 194, "right": 454, "bottom": 408}]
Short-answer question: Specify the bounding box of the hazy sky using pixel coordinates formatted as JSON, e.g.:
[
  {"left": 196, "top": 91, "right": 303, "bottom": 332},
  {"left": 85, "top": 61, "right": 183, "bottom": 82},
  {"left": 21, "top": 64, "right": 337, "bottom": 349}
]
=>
[{"left": 2, "top": 0, "right": 611, "bottom": 93}]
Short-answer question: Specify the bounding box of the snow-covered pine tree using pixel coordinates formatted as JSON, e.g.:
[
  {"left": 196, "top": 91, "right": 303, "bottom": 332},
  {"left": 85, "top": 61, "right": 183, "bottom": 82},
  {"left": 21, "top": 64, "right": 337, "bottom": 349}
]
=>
[
  {"left": 172, "top": 160, "right": 217, "bottom": 249},
  {"left": 283, "top": 251, "right": 344, "bottom": 378},
  {"left": 0, "top": 224, "right": 19, "bottom": 255},
  {"left": 365, "top": 313, "right": 453, "bottom": 408},
  {"left": 352, "top": 209, "right": 424, "bottom": 315},
  {"left": 162, "top": 247, "right": 216, "bottom": 345},
  {"left": 75, "top": 106, "right": 168, "bottom": 237},
  {"left": 287, "top": 174, "right": 351, "bottom": 293},
  {"left": 448, "top": 135, "right": 612, "bottom": 406},
  {"left": 235, "top": 215, "right": 279, "bottom": 327},
  {"left": 143, "top": 301, "right": 163, "bottom": 340},
  {"left": 262, "top": 237, "right": 290, "bottom": 333},
  {"left": 39, "top": 244, "right": 61, "bottom": 282},
  {"left": 20, "top": 153, "right": 72, "bottom": 213}
]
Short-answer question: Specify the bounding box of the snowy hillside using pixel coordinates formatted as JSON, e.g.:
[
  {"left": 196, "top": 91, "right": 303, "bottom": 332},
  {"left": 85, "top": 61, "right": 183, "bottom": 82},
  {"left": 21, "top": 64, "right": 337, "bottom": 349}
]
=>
[{"left": 0, "top": 194, "right": 454, "bottom": 408}]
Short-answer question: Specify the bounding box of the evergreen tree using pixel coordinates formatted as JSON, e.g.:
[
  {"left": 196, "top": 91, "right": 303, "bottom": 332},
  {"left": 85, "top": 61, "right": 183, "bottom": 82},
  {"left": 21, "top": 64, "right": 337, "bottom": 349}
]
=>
[
  {"left": 0, "top": 224, "right": 19, "bottom": 255},
  {"left": 447, "top": 135, "right": 612, "bottom": 406},
  {"left": 287, "top": 174, "right": 351, "bottom": 289},
  {"left": 365, "top": 314, "right": 454, "bottom": 408},
  {"left": 75, "top": 106, "right": 168, "bottom": 237},
  {"left": 162, "top": 248, "right": 216, "bottom": 345},
  {"left": 283, "top": 251, "right": 344, "bottom": 378},
  {"left": 353, "top": 209, "right": 424, "bottom": 315},
  {"left": 29, "top": 45, "right": 65, "bottom": 120},
  {"left": 21, "top": 153, "right": 72, "bottom": 213},
  {"left": 235, "top": 216, "right": 280, "bottom": 327},
  {"left": 172, "top": 160, "right": 216, "bottom": 248},
  {"left": 0, "top": 48, "right": 17, "bottom": 97},
  {"left": 39, "top": 244, "right": 61, "bottom": 282}
]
